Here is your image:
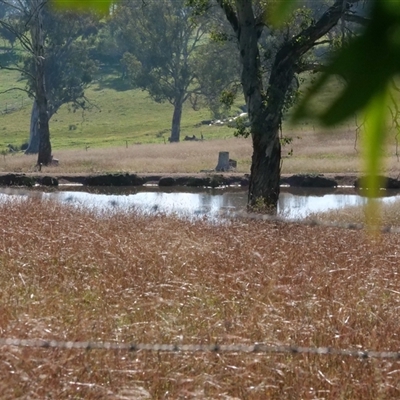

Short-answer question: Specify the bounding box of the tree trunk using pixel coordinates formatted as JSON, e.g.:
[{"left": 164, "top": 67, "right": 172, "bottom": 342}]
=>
[
  {"left": 25, "top": 101, "right": 40, "bottom": 154},
  {"left": 220, "top": 0, "right": 356, "bottom": 212},
  {"left": 234, "top": 0, "right": 281, "bottom": 211},
  {"left": 248, "top": 128, "right": 281, "bottom": 211},
  {"left": 169, "top": 99, "right": 183, "bottom": 143},
  {"left": 37, "top": 97, "right": 51, "bottom": 165},
  {"left": 30, "top": 0, "right": 52, "bottom": 166}
]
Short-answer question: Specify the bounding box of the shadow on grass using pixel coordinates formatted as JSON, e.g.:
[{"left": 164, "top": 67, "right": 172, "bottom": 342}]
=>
[
  {"left": 93, "top": 65, "right": 133, "bottom": 92},
  {"left": 0, "top": 49, "right": 19, "bottom": 67}
]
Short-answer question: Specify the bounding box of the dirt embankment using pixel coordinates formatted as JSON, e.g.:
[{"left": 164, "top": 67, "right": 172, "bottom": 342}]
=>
[
  {"left": 0, "top": 171, "right": 363, "bottom": 188},
  {"left": 4, "top": 171, "right": 400, "bottom": 189}
]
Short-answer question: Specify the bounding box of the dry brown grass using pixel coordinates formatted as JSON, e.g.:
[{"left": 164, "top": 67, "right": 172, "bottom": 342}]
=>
[
  {"left": 308, "top": 197, "right": 400, "bottom": 227},
  {"left": 2, "top": 127, "right": 400, "bottom": 175},
  {"left": 2, "top": 198, "right": 400, "bottom": 399},
  {"left": 0, "top": 138, "right": 253, "bottom": 174}
]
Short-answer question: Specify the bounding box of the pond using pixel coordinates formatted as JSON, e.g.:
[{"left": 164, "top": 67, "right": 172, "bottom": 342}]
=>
[{"left": 1, "top": 186, "right": 400, "bottom": 220}]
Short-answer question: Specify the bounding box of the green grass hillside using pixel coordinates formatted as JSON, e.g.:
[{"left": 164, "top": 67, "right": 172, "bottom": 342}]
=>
[
  {"left": 0, "top": 69, "right": 241, "bottom": 151},
  {"left": 0, "top": 63, "right": 370, "bottom": 156}
]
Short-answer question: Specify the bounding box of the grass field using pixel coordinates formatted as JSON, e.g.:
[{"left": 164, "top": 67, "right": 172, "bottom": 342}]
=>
[
  {"left": 0, "top": 68, "right": 240, "bottom": 151},
  {"left": 1, "top": 198, "right": 400, "bottom": 399}
]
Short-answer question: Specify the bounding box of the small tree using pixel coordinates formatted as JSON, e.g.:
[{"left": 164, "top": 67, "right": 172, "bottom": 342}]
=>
[
  {"left": 114, "top": 0, "right": 232, "bottom": 142},
  {"left": 0, "top": 1, "right": 98, "bottom": 161},
  {"left": 23, "top": 7, "right": 98, "bottom": 154}
]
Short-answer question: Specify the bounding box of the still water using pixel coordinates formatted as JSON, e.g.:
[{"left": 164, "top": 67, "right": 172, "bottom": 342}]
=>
[{"left": 1, "top": 186, "right": 400, "bottom": 220}]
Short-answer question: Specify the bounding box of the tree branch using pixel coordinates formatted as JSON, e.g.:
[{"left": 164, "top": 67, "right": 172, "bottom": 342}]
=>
[
  {"left": 314, "top": 40, "right": 332, "bottom": 46},
  {"left": 0, "top": 87, "right": 33, "bottom": 96},
  {"left": 215, "top": 0, "right": 239, "bottom": 35},
  {"left": 0, "top": 64, "right": 34, "bottom": 80},
  {"left": 294, "top": 62, "right": 326, "bottom": 74},
  {"left": 285, "top": 0, "right": 363, "bottom": 60},
  {"left": 343, "top": 13, "right": 370, "bottom": 27}
]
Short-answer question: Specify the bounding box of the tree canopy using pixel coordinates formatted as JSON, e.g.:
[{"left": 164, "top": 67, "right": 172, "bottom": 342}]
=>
[{"left": 110, "top": 0, "right": 238, "bottom": 142}]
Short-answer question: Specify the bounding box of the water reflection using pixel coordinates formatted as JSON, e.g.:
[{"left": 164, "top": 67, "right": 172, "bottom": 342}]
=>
[{"left": 1, "top": 186, "right": 399, "bottom": 220}]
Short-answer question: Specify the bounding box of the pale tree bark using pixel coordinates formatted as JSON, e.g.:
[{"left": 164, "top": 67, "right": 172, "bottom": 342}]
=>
[
  {"left": 25, "top": 101, "right": 39, "bottom": 154},
  {"left": 25, "top": 101, "right": 58, "bottom": 154},
  {"left": 29, "top": 0, "right": 51, "bottom": 165},
  {"left": 218, "top": 0, "right": 361, "bottom": 211}
]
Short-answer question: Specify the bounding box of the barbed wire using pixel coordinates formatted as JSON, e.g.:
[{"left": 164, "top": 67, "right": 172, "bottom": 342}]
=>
[{"left": 1, "top": 338, "right": 400, "bottom": 359}]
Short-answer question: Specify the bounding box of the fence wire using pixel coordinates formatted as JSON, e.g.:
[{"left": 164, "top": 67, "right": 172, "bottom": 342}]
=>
[{"left": 1, "top": 338, "right": 400, "bottom": 360}]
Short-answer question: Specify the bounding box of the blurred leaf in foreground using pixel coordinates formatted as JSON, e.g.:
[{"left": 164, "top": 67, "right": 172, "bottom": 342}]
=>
[
  {"left": 293, "top": 0, "right": 400, "bottom": 213},
  {"left": 362, "top": 87, "right": 389, "bottom": 199},
  {"left": 361, "top": 86, "right": 388, "bottom": 231},
  {"left": 268, "top": 0, "right": 298, "bottom": 26},
  {"left": 51, "top": 0, "right": 113, "bottom": 13},
  {"left": 293, "top": 0, "right": 400, "bottom": 125}
]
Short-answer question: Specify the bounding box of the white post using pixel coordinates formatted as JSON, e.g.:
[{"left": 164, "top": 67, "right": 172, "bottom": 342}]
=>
[{"left": 215, "top": 151, "right": 230, "bottom": 171}]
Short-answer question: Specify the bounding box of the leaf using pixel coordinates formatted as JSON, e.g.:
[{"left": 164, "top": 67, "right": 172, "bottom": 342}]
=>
[
  {"left": 50, "top": 0, "right": 114, "bottom": 13},
  {"left": 268, "top": 0, "right": 299, "bottom": 26},
  {"left": 292, "top": 0, "right": 400, "bottom": 126},
  {"left": 362, "top": 86, "right": 389, "bottom": 199},
  {"left": 361, "top": 86, "right": 389, "bottom": 231}
]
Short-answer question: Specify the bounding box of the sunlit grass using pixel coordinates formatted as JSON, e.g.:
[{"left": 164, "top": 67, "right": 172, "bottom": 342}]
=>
[
  {"left": 0, "top": 69, "right": 240, "bottom": 150},
  {"left": 2, "top": 125, "right": 400, "bottom": 176},
  {"left": 1, "top": 198, "right": 400, "bottom": 398}
]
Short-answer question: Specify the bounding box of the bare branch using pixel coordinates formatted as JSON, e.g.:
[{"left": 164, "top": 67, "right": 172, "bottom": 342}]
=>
[
  {"left": 0, "top": 64, "right": 34, "bottom": 80},
  {"left": 295, "top": 62, "right": 326, "bottom": 74},
  {"left": 0, "top": 86, "right": 33, "bottom": 96},
  {"left": 215, "top": 0, "right": 239, "bottom": 35}
]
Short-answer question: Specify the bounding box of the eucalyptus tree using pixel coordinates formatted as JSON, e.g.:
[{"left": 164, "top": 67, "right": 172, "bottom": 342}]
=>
[
  {"left": 23, "top": 7, "right": 98, "bottom": 154},
  {"left": 113, "top": 0, "right": 235, "bottom": 142},
  {"left": 188, "top": 0, "right": 366, "bottom": 210},
  {"left": 0, "top": 0, "right": 98, "bottom": 162}
]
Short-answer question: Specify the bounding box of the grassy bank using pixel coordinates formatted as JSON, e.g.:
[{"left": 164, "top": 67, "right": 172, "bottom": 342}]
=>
[
  {"left": 1, "top": 198, "right": 400, "bottom": 399},
  {"left": 1, "top": 127, "right": 400, "bottom": 175}
]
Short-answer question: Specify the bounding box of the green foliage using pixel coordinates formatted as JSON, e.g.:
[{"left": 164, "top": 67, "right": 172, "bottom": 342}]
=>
[
  {"left": 220, "top": 89, "right": 236, "bottom": 109},
  {"left": 361, "top": 88, "right": 389, "bottom": 199},
  {"left": 4, "top": 4, "right": 99, "bottom": 118},
  {"left": 233, "top": 117, "right": 250, "bottom": 138},
  {"left": 293, "top": 1, "right": 398, "bottom": 126},
  {"left": 267, "top": 0, "right": 298, "bottom": 26},
  {"left": 194, "top": 38, "right": 241, "bottom": 118},
  {"left": 282, "top": 0, "right": 400, "bottom": 202},
  {"left": 114, "top": 0, "right": 207, "bottom": 107},
  {"left": 51, "top": 0, "right": 113, "bottom": 14}
]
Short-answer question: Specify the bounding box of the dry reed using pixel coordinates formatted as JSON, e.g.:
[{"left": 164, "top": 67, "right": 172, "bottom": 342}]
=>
[
  {"left": 2, "top": 128, "right": 400, "bottom": 175},
  {"left": 307, "top": 197, "right": 400, "bottom": 227},
  {"left": 1, "top": 197, "right": 400, "bottom": 399}
]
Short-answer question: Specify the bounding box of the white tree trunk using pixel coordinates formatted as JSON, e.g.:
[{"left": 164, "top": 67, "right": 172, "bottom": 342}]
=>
[{"left": 25, "top": 101, "right": 39, "bottom": 154}]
